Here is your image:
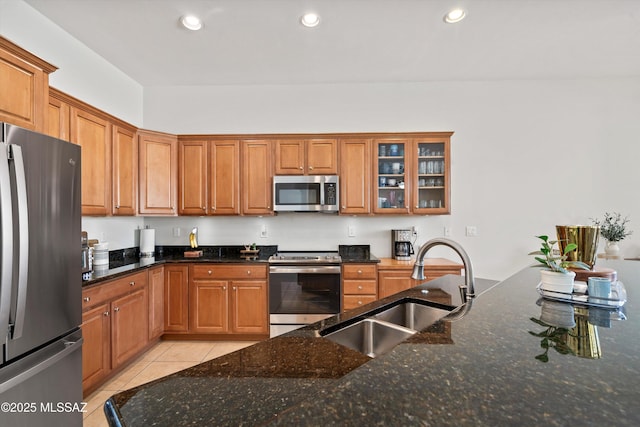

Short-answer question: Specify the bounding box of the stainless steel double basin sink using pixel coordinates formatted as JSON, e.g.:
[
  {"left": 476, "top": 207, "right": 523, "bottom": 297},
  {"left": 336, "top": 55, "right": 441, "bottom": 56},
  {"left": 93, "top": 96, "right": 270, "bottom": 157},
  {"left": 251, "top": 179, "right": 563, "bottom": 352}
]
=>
[{"left": 321, "top": 300, "right": 451, "bottom": 358}]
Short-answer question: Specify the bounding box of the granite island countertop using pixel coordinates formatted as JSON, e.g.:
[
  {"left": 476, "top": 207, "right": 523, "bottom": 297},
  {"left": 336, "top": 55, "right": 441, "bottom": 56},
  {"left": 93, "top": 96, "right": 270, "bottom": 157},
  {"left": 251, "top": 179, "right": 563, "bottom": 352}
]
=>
[{"left": 105, "top": 261, "right": 639, "bottom": 426}]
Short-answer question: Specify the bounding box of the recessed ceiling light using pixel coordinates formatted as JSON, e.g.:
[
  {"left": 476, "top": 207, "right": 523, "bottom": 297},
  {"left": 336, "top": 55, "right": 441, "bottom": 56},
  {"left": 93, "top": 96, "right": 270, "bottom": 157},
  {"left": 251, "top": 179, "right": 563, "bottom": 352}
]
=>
[
  {"left": 300, "top": 13, "right": 320, "bottom": 28},
  {"left": 181, "top": 15, "right": 203, "bottom": 31},
  {"left": 444, "top": 8, "right": 466, "bottom": 24}
]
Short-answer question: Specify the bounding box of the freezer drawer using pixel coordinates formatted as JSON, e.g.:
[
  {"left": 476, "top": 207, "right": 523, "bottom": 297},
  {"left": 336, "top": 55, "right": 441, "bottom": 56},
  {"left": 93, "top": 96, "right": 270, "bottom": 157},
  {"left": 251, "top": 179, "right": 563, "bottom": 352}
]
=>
[{"left": 0, "top": 329, "right": 83, "bottom": 427}]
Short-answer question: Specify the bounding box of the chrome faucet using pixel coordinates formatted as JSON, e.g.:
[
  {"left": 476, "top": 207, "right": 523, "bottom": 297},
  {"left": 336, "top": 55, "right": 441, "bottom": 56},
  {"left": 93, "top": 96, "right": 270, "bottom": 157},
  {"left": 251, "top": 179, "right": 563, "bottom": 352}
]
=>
[{"left": 411, "top": 238, "right": 475, "bottom": 302}]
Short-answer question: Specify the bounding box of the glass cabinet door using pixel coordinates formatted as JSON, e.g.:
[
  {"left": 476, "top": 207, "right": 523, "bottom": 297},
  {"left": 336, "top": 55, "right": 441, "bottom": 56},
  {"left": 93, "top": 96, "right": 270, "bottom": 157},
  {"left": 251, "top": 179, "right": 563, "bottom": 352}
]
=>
[
  {"left": 414, "top": 139, "right": 449, "bottom": 214},
  {"left": 373, "top": 139, "right": 409, "bottom": 213}
]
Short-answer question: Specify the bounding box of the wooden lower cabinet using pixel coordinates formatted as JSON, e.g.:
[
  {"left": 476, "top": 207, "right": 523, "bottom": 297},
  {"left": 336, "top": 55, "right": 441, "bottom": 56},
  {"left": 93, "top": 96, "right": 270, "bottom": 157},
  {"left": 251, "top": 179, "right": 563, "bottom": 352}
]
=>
[
  {"left": 111, "top": 287, "right": 148, "bottom": 366},
  {"left": 342, "top": 264, "right": 378, "bottom": 311},
  {"left": 81, "top": 271, "right": 149, "bottom": 396},
  {"left": 377, "top": 258, "right": 463, "bottom": 299},
  {"left": 164, "top": 264, "right": 189, "bottom": 332},
  {"left": 148, "top": 266, "right": 165, "bottom": 340},
  {"left": 80, "top": 303, "right": 110, "bottom": 393},
  {"left": 189, "top": 264, "right": 268, "bottom": 336}
]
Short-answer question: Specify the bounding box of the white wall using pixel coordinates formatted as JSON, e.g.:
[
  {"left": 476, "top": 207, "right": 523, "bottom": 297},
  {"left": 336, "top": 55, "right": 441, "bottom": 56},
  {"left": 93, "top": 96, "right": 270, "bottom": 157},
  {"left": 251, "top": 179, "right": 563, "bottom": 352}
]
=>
[
  {"left": 141, "top": 79, "right": 640, "bottom": 280},
  {"left": 0, "top": 0, "right": 143, "bottom": 126}
]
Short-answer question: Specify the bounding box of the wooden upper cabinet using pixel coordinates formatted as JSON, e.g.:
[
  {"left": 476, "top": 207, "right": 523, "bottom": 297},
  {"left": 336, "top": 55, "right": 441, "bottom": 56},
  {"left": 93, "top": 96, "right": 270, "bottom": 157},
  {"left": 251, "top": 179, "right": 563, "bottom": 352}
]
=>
[
  {"left": 0, "top": 36, "right": 57, "bottom": 132},
  {"left": 70, "top": 107, "right": 112, "bottom": 216},
  {"left": 178, "top": 139, "right": 240, "bottom": 216},
  {"left": 139, "top": 130, "right": 178, "bottom": 216},
  {"left": 275, "top": 139, "right": 337, "bottom": 175},
  {"left": 307, "top": 139, "right": 338, "bottom": 174},
  {"left": 112, "top": 125, "right": 137, "bottom": 215},
  {"left": 47, "top": 95, "right": 70, "bottom": 141},
  {"left": 210, "top": 140, "right": 240, "bottom": 215},
  {"left": 275, "top": 140, "right": 305, "bottom": 175},
  {"left": 339, "top": 139, "right": 371, "bottom": 214},
  {"left": 242, "top": 139, "right": 273, "bottom": 215},
  {"left": 178, "top": 139, "right": 208, "bottom": 215}
]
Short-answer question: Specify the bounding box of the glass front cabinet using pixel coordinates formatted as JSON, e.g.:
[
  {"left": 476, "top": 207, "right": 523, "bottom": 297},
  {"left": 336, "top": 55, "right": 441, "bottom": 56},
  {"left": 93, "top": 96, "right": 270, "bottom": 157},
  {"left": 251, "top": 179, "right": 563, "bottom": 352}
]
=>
[{"left": 373, "top": 134, "right": 451, "bottom": 215}]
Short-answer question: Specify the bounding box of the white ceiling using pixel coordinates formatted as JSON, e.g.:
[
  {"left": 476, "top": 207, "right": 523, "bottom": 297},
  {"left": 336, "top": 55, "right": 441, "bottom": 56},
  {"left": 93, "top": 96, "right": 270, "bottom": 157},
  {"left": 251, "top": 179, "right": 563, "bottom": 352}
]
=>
[{"left": 23, "top": 0, "right": 640, "bottom": 87}]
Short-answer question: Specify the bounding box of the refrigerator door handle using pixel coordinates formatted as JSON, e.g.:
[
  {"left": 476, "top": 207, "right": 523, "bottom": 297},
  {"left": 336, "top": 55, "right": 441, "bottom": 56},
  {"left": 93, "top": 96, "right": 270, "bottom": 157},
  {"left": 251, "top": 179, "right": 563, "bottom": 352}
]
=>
[
  {"left": 0, "top": 144, "right": 13, "bottom": 339},
  {"left": 0, "top": 334, "right": 83, "bottom": 394},
  {"left": 9, "top": 144, "right": 29, "bottom": 339}
]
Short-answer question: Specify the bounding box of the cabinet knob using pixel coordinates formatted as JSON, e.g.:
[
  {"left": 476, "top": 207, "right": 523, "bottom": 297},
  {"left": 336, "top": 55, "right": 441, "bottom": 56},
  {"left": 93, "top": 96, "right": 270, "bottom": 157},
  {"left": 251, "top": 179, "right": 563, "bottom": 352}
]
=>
[
  {"left": 247, "top": 270, "right": 251, "bottom": 275},
  {"left": 358, "top": 300, "right": 363, "bottom": 305},
  {"left": 114, "top": 307, "right": 120, "bottom": 312},
  {"left": 308, "top": 166, "right": 314, "bottom": 170},
  {"left": 130, "top": 281, "right": 135, "bottom": 286},
  {"left": 357, "top": 270, "right": 363, "bottom": 275},
  {"left": 342, "top": 206, "right": 346, "bottom": 209},
  {"left": 223, "top": 286, "right": 226, "bottom": 290},
  {"left": 115, "top": 205, "right": 120, "bottom": 209},
  {"left": 103, "top": 311, "right": 110, "bottom": 317},
  {"left": 299, "top": 166, "right": 303, "bottom": 170},
  {"left": 358, "top": 285, "right": 363, "bottom": 290},
  {"left": 202, "top": 206, "right": 205, "bottom": 210},
  {"left": 83, "top": 297, "right": 91, "bottom": 302},
  {"left": 233, "top": 286, "right": 236, "bottom": 291},
  {"left": 211, "top": 207, "right": 216, "bottom": 211},
  {"left": 208, "top": 270, "right": 212, "bottom": 275}
]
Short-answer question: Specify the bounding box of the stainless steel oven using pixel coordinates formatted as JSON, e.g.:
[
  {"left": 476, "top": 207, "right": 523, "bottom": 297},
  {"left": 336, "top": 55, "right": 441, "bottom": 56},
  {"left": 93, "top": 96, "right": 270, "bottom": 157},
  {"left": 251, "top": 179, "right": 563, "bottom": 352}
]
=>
[{"left": 269, "top": 252, "right": 342, "bottom": 337}]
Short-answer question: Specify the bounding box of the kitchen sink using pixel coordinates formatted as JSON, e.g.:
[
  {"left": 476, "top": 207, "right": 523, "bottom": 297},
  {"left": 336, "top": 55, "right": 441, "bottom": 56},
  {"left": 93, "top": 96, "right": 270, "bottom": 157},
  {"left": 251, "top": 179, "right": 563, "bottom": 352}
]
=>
[
  {"left": 322, "top": 300, "right": 452, "bottom": 357},
  {"left": 372, "top": 301, "right": 451, "bottom": 331},
  {"left": 323, "top": 319, "right": 416, "bottom": 358}
]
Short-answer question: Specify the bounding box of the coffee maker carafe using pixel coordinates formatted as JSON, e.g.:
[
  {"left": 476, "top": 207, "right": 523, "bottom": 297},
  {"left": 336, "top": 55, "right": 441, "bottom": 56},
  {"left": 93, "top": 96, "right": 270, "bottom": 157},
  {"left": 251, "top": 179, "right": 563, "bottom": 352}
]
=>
[{"left": 391, "top": 229, "right": 415, "bottom": 261}]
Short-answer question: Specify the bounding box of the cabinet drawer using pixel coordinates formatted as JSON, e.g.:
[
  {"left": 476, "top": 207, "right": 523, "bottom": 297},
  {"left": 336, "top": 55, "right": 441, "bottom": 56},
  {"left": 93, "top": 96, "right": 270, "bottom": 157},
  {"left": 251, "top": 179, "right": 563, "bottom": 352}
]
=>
[
  {"left": 343, "top": 280, "right": 377, "bottom": 295},
  {"left": 343, "top": 295, "right": 377, "bottom": 310},
  {"left": 82, "top": 271, "right": 148, "bottom": 310},
  {"left": 342, "top": 264, "right": 377, "bottom": 279},
  {"left": 191, "top": 264, "right": 267, "bottom": 280}
]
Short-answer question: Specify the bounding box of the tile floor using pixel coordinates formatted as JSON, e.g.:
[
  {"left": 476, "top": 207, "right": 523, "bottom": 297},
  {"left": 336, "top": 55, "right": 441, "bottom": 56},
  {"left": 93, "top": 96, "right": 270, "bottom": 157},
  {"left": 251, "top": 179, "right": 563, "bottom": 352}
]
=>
[{"left": 82, "top": 340, "right": 257, "bottom": 427}]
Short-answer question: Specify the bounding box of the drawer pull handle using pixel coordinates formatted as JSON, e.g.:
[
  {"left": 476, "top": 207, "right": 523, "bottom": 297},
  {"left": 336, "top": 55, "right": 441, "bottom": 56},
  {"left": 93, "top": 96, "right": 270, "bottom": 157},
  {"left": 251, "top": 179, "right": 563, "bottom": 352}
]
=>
[{"left": 83, "top": 297, "right": 90, "bottom": 302}]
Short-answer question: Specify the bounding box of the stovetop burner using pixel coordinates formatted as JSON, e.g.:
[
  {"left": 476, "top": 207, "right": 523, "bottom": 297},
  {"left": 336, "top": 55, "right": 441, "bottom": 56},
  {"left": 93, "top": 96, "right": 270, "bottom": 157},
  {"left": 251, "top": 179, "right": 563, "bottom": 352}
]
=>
[{"left": 268, "top": 251, "right": 342, "bottom": 264}]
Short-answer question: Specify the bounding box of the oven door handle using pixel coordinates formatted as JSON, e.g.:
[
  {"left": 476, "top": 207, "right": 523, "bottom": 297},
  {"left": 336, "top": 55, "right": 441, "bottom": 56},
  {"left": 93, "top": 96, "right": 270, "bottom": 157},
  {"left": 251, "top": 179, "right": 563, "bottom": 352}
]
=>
[{"left": 269, "top": 265, "right": 342, "bottom": 274}]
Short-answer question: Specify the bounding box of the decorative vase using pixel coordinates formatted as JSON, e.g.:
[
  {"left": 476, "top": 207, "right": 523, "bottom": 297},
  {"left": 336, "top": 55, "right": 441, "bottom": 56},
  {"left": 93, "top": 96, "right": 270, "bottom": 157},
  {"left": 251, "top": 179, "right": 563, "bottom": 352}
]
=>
[
  {"left": 604, "top": 240, "right": 620, "bottom": 256},
  {"left": 540, "top": 269, "right": 576, "bottom": 293},
  {"left": 555, "top": 225, "right": 600, "bottom": 268}
]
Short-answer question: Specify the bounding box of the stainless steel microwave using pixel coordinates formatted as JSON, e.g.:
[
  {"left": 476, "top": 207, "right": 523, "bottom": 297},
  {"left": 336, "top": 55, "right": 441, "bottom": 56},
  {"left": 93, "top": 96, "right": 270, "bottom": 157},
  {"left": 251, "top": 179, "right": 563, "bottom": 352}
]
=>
[{"left": 273, "top": 175, "right": 339, "bottom": 213}]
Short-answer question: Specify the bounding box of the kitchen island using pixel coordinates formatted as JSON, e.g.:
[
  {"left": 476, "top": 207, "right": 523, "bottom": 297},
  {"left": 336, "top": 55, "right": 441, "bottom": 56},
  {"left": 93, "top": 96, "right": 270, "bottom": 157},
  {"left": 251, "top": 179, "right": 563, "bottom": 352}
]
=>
[{"left": 105, "top": 261, "right": 639, "bottom": 426}]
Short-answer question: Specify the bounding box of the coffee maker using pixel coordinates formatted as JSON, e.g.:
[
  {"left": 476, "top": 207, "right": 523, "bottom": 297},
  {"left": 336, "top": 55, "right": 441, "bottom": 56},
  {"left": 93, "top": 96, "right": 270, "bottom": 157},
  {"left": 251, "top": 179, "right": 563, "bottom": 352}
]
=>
[{"left": 391, "top": 229, "right": 415, "bottom": 260}]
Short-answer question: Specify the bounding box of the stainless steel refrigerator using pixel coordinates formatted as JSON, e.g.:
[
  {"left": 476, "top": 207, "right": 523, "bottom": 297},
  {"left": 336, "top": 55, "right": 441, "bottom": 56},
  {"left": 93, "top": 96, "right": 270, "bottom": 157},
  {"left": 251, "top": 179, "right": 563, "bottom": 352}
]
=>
[{"left": 0, "top": 123, "right": 83, "bottom": 427}]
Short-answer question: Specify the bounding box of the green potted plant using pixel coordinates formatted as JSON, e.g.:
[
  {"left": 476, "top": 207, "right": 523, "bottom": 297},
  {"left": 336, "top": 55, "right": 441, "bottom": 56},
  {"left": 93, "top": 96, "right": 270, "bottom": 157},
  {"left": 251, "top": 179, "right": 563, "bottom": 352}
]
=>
[
  {"left": 592, "top": 212, "right": 632, "bottom": 256},
  {"left": 530, "top": 235, "right": 590, "bottom": 292}
]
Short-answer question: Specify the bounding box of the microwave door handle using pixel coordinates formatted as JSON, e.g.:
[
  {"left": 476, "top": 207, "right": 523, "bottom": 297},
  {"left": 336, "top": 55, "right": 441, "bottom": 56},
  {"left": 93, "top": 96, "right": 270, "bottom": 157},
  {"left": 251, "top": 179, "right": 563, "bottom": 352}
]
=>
[
  {"left": 320, "top": 182, "right": 325, "bottom": 206},
  {"left": 9, "top": 145, "right": 29, "bottom": 339},
  {"left": 0, "top": 144, "right": 13, "bottom": 338}
]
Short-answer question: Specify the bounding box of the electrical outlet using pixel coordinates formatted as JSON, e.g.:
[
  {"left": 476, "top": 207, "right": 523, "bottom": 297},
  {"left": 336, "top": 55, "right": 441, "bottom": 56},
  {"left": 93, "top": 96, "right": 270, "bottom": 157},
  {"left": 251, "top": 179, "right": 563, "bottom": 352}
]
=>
[
  {"left": 348, "top": 225, "right": 356, "bottom": 237},
  {"left": 260, "top": 225, "right": 268, "bottom": 238},
  {"left": 465, "top": 226, "right": 478, "bottom": 237},
  {"left": 444, "top": 226, "right": 452, "bottom": 237}
]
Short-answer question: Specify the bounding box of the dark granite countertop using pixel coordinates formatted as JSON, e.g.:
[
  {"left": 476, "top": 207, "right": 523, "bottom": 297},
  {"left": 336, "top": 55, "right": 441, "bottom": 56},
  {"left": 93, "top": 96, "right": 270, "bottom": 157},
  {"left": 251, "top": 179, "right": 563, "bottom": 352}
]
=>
[
  {"left": 83, "top": 245, "right": 380, "bottom": 287},
  {"left": 105, "top": 261, "right": 640, "bottom": 426}
]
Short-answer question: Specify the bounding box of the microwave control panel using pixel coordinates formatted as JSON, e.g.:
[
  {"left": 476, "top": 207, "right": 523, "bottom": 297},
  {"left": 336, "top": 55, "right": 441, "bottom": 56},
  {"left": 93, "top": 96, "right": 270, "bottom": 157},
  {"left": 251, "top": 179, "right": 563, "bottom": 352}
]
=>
[{"left": 324, "top": 183, "right": 337, "bottom": 205}]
